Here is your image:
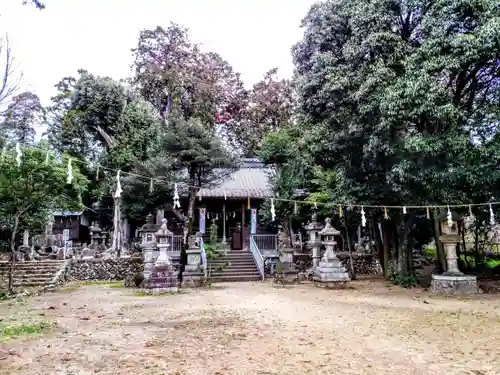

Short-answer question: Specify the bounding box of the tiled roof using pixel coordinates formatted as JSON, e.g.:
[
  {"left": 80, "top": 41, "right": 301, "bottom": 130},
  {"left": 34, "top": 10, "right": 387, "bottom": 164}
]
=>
[
  {"left": 199, "top": 158, "right": 274, "bottom": 199},
  {"left": 53, "top": 211, "right": 84, "bottom": 216}
]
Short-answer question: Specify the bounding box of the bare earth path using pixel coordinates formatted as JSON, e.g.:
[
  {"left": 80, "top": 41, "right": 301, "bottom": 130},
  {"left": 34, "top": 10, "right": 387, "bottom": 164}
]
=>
[{"left": 0, "top": 279, "right": 499, "bottom": 375}]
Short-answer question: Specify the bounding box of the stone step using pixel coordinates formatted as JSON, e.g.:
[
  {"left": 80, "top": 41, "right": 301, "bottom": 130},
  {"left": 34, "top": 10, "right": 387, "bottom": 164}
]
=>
[
  {"left": 209, "top": 260, "right": 256, "bottom": 265},
  {"left": 11, "top": 276, "right": 54, "bottom": 283},
  {"left": 210, "top": 275, "right": 261, "bottom": 282},
  {"left": 212, "top": 263, "right": 260, "bottom": 269},
  {"left": 0, "top": 269, "right": 62, "bottom": 275},
  {"left": 0, "top": 264, "right": 65, "bottom": 270},
  {"left": 13, "top": 281, "right": 53, "bottom": 287},
  {"left": 211, "top": 255, "right": 255, "bottom": 260},
  {"left": 8, "top": 272, "right": 55, "bottom": 278},
  {"left": 210, "top": 272, "right": 260, "bottom": 278},
  {"left": 0, "top": 260, "right": 66, "bottom": 265}
]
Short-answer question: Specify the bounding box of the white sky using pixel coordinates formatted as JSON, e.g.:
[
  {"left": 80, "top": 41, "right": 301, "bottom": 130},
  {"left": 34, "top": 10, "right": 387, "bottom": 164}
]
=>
[{"left": 0, "top": 0, "right": 316, "bottom": 107}]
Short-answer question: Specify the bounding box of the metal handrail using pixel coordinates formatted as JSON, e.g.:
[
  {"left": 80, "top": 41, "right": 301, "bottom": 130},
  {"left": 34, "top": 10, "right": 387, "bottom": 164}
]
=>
[
  {"left": 250, "top": 235, "right": 265, "bottom": 280},
  {"left": 252, "top": 234, "right": 278, "bottom": 250},
  {"left": 200, "top": 237, "right": 207, "bottom": 278}
]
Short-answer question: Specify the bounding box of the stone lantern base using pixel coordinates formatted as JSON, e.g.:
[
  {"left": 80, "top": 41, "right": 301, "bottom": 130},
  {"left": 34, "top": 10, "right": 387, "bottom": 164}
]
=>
[
  {"left": 281, "top": 267, "right": 299, "bottom": 284},
  {"left": 430, "top": 274, "right": 481, "bottom": 295},
  {"left": 313, "top": 257, "right": 350, "bottom": 288},
  {"left": 143, "top": 264, "right": 178, "bottom": 295}
]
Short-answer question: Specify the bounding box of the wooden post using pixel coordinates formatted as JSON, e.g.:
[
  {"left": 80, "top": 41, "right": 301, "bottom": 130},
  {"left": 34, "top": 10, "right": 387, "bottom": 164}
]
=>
[
  {"left": 222, "top": 204, "right": 226, "bottom": 242},
  {"left": 241, "top": 203, "right": 246, "bottom": 227}
]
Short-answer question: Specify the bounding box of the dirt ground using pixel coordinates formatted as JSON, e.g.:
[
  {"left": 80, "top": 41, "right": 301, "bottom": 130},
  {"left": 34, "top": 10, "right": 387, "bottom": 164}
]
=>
[{"left": 0, "top": 278, "right": 499, "bottom": 375}]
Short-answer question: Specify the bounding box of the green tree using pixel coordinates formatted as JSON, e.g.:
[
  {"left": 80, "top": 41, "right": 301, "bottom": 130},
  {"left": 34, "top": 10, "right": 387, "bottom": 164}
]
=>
[
  {"left": 132, "top": 23, "right": 247, "bottom": 131},
  {"left": 0, "top": 146, "right": 88, "bottom": 294},
  {"left": 223, "top": 68, "right": 294, "bottom": 156},
  {"left": 265, "top": 0, "right": 500, "bottom": 280},
  {"left": 45, "top": 71, "right": 163, "bottom": 224},
  {"left": 1, "top": 91, "right": 42, "bottom": 145}
]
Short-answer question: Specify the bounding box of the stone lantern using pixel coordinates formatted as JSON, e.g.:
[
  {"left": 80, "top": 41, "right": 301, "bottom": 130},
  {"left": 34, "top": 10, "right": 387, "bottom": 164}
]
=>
[
  {"left": 138, "top": 213, "right": 158, "bottom": 282},
  {"left": 138, "top": 214, "right": 158, "bottom": 244},
  {"left": 154, "top": 218, "right": 173, "bottom": 266},
  {"left": 141, "top": 218, "right": 178, "bottom": 295},
  {"left": 430, "top": 210, "right": 481, "bottom": 295},
  {"left": 313, "top": 218, "right": 350, "bottom": 287},
  {"left": 306, "top": 213, "right": 323, "bottom": 266},
  {"left": 89, "top": 222, "right": 103, "bottom": 250},
  {"left": 439, "top": 211, "right": 462, "bottom": 276}
]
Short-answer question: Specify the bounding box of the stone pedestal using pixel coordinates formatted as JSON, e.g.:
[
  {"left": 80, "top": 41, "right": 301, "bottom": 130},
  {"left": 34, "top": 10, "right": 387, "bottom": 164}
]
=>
[
  {"left": 277, "top": 225, "right": 299, "bottom": 284},
  {"left": 311, "top": 243, "right": 321, "bottom": 267},
  {"left": 313, "top": 253, "right": 351, "bottom": 287},
  {"left": 141, "top": 241, "right": 155, "bottom": 282},
  {"left": 306, "top": 214, "right": 323, "bottom": 267},
  {"left": 183, "top": 234, "right": 204, "bottom": 287},
  {"left": 144, "top": 264, "right": 178, "bottom": 294},
  {"left": 430, "top": 223, "right": 481, "bottom": 295},
  {"left": 441, "top": 241, "right": 462, "bottom": 276},
  {"left": 430, "top": 274, "right": 481, "bottom": 295},
  {"left": 279, "top": 249, "right": 299, "bottom": 283}
]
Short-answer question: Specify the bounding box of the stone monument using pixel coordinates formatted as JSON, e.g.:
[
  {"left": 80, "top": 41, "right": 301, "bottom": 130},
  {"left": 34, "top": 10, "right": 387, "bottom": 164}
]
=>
[
  {"left": 18, "top": 230, "right": 33, "bottom": 261},
  {"left": 143, "top": 218, "right": 178, "bottom": 294},
  {"left": 430, "top": 211, "right": 481, "bottom": 295},
  {"left": 306, "top": 213, "right": 323, "bottom": 266},
  {"left": 277, "top": 224, "right": 299, "bottom": 283},
  {"left": 313, "top": 218, "right": 350, "bottom": 287}
]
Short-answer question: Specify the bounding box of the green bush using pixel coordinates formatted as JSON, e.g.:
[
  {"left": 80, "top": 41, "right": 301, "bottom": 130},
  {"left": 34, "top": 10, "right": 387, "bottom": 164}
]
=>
[
  {"left": 391, "top": 272, "right": 418, "bottom": 288},
  {"left": 423, "top": 247, "right": 436, "bottom": 258},
  {"left": 134, "top": 272, "right": 144, "bottom": 287}
]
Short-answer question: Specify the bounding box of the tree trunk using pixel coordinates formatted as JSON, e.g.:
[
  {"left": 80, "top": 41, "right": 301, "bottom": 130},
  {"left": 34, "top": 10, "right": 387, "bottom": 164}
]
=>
[
  {"left": 178, "top": 185, "right": 198, "bottom": 285},
  {"left": 398, "top": 214, "right": 414, "bottom": 275},
  {"left": 344, "top": 212, "right": 356, "bottom": 280},
  {"left": 432, "top": 209, "right": 446, "bottom": 272},
  {"left": 382, "top": 220, "right": 390, "bottom": 279},
  {"left": 371, "top": 215, "right": 384, "bottom": 271},
  {"left": 8, "top": 214, "right": 20, "bottom": 295}
]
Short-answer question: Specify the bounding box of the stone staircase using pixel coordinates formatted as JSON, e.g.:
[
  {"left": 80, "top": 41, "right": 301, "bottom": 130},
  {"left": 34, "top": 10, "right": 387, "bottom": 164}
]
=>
[
  {"left": 0, "top": 260, "right": 68, "bottom": 291},
  {"left": 207, "top": 249, "right": 262, "bottom": 282}
]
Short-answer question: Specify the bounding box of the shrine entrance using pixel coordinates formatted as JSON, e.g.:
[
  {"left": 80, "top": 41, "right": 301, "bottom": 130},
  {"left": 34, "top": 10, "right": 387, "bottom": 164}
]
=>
[{"left": 197, "top": 199, "right": 257, "bottom": 251}]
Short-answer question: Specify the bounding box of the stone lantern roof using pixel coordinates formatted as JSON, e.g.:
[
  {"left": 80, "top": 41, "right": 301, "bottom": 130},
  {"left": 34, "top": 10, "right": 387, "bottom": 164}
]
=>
[
  {"left": 138, "top": 213, "right": 159, "bottom": 233},
  {"left": 319, "top": 218, "right": 340, "bottom": 236},
  {"left": 306, "top": 213, "right": 323, "bottom": 231}
]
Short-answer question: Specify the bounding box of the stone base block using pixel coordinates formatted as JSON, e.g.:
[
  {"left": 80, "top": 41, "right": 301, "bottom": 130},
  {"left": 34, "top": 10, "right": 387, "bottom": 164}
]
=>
[
  {"left": 282, "top": 270, "right": 299, "bottom": 284},
  {"left": 430, "top": 274, "right": 482, "bottom": 295},
  {"left": 143, "top": 286, "right": 178, "bottom": 295},
  {"left": 313, "top": 280, "right": 349, "bottom": 289},
  {"left": 313, "top": 261, "right": 351, "bottom": 287},
  {"left": 182, "top": 272, "right": 205, "bottom": 288}
]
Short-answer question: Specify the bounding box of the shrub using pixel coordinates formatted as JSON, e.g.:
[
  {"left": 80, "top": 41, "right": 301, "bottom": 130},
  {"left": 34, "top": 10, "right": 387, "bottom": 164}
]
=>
[{"left": 134, "top": 272, "right": 144, "bottom": 287}]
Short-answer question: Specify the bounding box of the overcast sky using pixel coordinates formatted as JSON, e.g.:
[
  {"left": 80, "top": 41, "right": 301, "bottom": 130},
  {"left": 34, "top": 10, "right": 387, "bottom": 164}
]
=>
[{"left": 0, "top": 0, "right": 315, "bottom": 106}]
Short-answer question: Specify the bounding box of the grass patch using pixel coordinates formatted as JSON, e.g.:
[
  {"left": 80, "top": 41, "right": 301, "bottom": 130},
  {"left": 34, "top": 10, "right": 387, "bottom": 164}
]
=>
[
  {"left": 134, "top": 290, "right": 186, "bottom": 297},
  {"left": 107, "top": 283, "right": 124, "bottom": 289},
  {"left": 57, "top": 285, "right": 80, "bottom": 293},
  {"left": 82, "top": 280, "right": 122, "bottom": 286},
  {"left": 0, "top": 322, "right": 50, "bottom": 341}
]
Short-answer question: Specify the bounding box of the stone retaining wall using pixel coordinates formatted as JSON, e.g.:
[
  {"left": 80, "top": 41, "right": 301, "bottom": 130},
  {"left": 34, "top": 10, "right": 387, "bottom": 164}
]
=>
[
  {"left": 65, "top": 258, "right": 143, "bottom": 282},
  {"left": 337, "top": 252, "right": 383, "bottom": 275},
  {"left": 271, "top": 252, "right": 383, "bottom": 278}
]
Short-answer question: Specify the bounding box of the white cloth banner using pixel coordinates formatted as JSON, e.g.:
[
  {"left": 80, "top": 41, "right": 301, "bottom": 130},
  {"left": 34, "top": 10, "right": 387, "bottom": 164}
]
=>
[{"left": 199, "top": 208, "right": 206, "bottom": 234}]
